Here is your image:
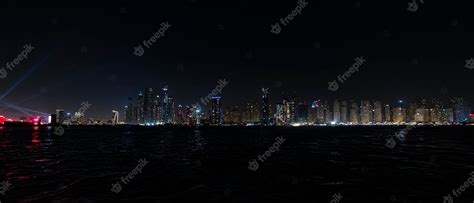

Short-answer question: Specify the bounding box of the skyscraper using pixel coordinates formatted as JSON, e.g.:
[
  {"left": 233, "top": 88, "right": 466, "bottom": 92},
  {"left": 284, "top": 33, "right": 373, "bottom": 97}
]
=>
[
  {"left": 210, "top": 96, "right": 222, "bottom": 125},
  {"left": 275, "top": 103, "right": 285, "bottom": 126},
  {"left": 360, "top": 100, "right": 371, "bottom": 124},
  {"left": 374, "top": 101, "right": 383, "bottom": 124},
  {"left": 283, "top": 98, "right": 296, "bottom": 124},
  {"left": 261, "top": 88, "right": 271, "bottom": 125},
  {"left": 144, "top": 88, "right": 155, "bottom": 124},
  {"left": 333, "top": 100, "right": 341, "bottom": 123},
  {"left": 56, "top": 109, "right": 65, "bottom": 124},
  {"left": 393, "top": 107, "right": 406, "bottom": 124},
  {"left": 350, "top": 101, "right": 359, "bottom": 124},
  {"left": 340, "top": 101, "right": 348, "bottom": 124},
  {"left": 384, "top": 104, "right": 392, "bottom": 123},
  {"left": 296, "top": 102, "right": 309, "bottom": 123},
  {"left": 452, "top": 97, "right": 468, "bottom": 123},
  {"left": 137, "top": 91, "right": 145, "bottom": 124}
]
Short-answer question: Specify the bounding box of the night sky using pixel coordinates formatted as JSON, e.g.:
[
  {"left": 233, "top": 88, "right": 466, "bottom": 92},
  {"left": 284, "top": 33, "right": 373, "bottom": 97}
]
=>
[{"left": 0, "top": 0, "right": 473, "bottom": 119}]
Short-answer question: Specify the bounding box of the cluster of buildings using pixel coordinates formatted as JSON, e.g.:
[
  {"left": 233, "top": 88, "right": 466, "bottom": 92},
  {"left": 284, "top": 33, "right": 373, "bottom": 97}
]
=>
[{"left": 121, "top": 87, "right": 473, "bottom": 126}]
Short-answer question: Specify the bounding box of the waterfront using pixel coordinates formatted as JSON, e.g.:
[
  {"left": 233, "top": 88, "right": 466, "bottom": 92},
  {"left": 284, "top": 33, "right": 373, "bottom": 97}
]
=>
[{"left": 0, "top": 126, "right": 473, "bottom": 202}]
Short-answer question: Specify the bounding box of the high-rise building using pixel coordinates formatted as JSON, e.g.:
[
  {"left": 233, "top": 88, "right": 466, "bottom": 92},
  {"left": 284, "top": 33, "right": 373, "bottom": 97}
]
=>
[
  {"left": 452, "top": 97, "right": 468, "bottom": 123},
  {"left": 56, "top": 109, "right": 65, "bottom": 124},
  {"left": 384, "top": 104, "right": 392, "bottom": 123},
  {"left": 360, "top": 100, "right": 371, "bottom": 124},
  {"left": 333, "top": 100, "right": 341, "bottom": 123},
  {"left": 224, "top": 106, "right": 242, "bottom": 125},
  {"left": 144, "top": 88, "right": 155, "bottom": 124},
  {"left": 261, "top": 88, "right": 271, "bottom": 125},
  {"left": 415, "top": 108, "right": 424, "bottom": 123},
  {"left": 393, "top": 107, "right": 406, "bottom": 123},
  {"left": 340, "top": 101, "right": 348, "bottom": 124},
  {"left": 315, "top": 100, "right": 325, "bottom": 124},
  {"left": 137, "top": 92, "right": 145, "bottom": 124},
  {"left": 275, "top": 103, "right": 285, "bottom": 125},
  {"left": 296, "top": 102, "right": 309, "bottom": 123},
  {"left": 308, "top": 101, "right": 318, "bottom": 124},
  {"left": 176, "top": 105, "right": 185, "bottom": 125},
  {"left": 350, "top": 101, "right": 359, "bottom": 124},
  {"left": 210, "top": 96, "right": 222, "bottom": 125},
  {"left": 374, "top": 101, "right": 383, "bottom": 124},
  {"left": 407, "top": 103, "right": 417, "bottom": 123},
  {"left": 123, "top": 105, "right": 129, "bottom": 123},
  {"left": 153, "top": 95, "right": 161, "bottom": 123},
  {"left": 283, "top": 98, "right": 296, "bottom": 124},
  {"left": 323, "top": 100, "right": 331, "bottom": 123}
]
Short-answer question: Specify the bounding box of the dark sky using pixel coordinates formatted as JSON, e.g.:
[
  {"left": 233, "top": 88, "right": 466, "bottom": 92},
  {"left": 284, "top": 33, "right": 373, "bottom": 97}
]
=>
[{"left": 0, "top": 0, "right": 473, "bottom": 119}]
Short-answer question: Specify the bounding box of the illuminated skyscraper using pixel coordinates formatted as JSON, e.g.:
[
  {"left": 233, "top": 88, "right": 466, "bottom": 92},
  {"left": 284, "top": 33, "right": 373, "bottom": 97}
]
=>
[
  {"left": 144, "top": 88, "right": 155, "bottom": 124},
  {"left": 340, "top": 101, "right": 348, "bottom": 124},
  {"left": 414, "top": 108, "right": 424, "bottom": 123},
  {"left": 452, "top": 97, "right": 468, "bottom": 123},
  {"left": 275, "top": 103, "right": 285, "bottom": 125},
  {"left": 210, "top": 96, "right": 222, "bottom": 125},
  {"left": 137, "top": 91, "right": 145, "bottom": 124},
  {"left": 384, "top": 104, "right": 392, "bottom": 123},
  {"left": 261, "top": 88, "right": 271, "bottom": 125},
  {"left": 407, "top": 103, "right": 417, "bottom": 123},
  {"left": 393, "top": 107, "right": 406, "bottom": 124},
  {"left": 333, "top": 100, "right": 341, "bottom": 123},
  {"left": 176, "top": 105, "right": 185, "bottom": 125},
  {"left": 283, "top": 98, "right": 296, "bottom": 124},
  {"left": 56, "top": 109, "right": 65, "bottom": 124},
  {"left": 153, "top": 95, "right": 161, "bottom": 123},
  {"left": 360, "top": 100, "right": 371, "bottom": 124},
  {"left": 374, "top": 101, "right": 383, "bottom": 124},
  {"left": 350, "top": 101, "right": 359, "bottom": 124}
]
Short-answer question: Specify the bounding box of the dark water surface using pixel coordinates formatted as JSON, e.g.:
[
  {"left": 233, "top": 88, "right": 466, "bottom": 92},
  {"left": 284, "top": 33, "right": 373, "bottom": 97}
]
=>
[{"left": 1, "top": 126, "right": 474, "bottom": 202}]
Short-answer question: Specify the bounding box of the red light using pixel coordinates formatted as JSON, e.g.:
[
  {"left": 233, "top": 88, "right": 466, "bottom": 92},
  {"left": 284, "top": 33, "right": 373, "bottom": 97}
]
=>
[{"left": 470, "top": 114, "right": 474, "bottom": 118}]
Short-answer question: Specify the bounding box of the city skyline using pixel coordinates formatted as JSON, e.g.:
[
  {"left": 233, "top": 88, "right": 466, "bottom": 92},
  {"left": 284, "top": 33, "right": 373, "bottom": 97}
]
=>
[{"left": 1, "top": 1, "right": 474, "bottom": 120}]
